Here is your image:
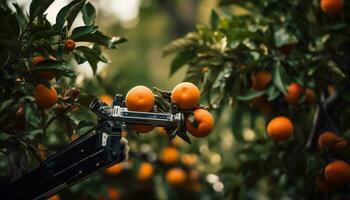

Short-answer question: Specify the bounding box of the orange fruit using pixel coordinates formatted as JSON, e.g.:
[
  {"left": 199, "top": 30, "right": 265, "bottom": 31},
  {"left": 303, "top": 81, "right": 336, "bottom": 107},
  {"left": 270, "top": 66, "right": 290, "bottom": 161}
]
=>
[
  {"left": 267, "top": 116, "right": 293, "bottom": 141},
  {"left": 125, "top": 86, "right": 155, "bottom": 133},
  {"left": 32, "top": 55, "right": 55, "bottom": 80},
  {"left": 100, "top": 95, "right": 113, "bottom": 106},
  {"left": 106, "top": 163, "right": 123, "bottom": 176},
  {"left": 318, "top": 131, "right": 348, "bottom": 152},
  {"left": 321, "top": 0, "right": 344, "bottom": 16},
  {"left": 166, "top": 168, "right": 187, "bottom": 187},
  {"left": 137, "top": 162, "right": 154, "bottom": 182},
  {"left": 185, "top": 109, "right": 214, "bottom": 137},
  {"left": 284, "top": 82, "right": 303, "bottom": 105},
  {"left": 314, "top": 175, "right": 333, "bottom": 194},
  {"left": 101, "top": 187, "right": 121, "bottom": 200},
  {"left": 171, "top": 82, "right": 200, "bottom": 110},
  {"left": 181, "top": 154, "right": 198, "bottom": 166},
  {"left": 306, "top": 88, "right": 316, "bottom": 104},
  {"left": 47, "top": 194, "right": 60, "bottom": 200},
  {"left": 160, "top": 146, "right": 179, "bottom": 165},
  {"left": 324, "top": 160, "right": 350, "bottom": 187},
  {"left": 250, "top": 71, "right": 272, "bottom": 90},
  {"left": 34, "top": 84, "right": 58, "bottom": 109},
  {"left": 64, "top": 39, "right": 76, "bottom": 51}
]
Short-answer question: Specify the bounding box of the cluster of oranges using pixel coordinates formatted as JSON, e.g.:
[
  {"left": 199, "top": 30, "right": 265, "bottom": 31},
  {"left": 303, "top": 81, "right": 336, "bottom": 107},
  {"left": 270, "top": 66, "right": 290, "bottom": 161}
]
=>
[
  {"left": 30, "top": 39, "right": 76, "bottom": 110},
  {"left": 105, "top": 144, "right": 201, "bottom": 194},
  {"left": 124, "top": 82, "right": 214, "bottom": 137},
  {"left": 250, "top": 71, "right": 316, "bottom": 142},
  {"left": 315, "top": 132, "right": 350, "bottom": 193}
]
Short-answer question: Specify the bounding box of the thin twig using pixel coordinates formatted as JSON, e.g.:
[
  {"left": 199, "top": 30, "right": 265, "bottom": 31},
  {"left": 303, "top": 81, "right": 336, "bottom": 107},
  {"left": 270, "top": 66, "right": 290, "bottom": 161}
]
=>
[{"left": 18, "top": 137, "right": 42, "bottom": 162}]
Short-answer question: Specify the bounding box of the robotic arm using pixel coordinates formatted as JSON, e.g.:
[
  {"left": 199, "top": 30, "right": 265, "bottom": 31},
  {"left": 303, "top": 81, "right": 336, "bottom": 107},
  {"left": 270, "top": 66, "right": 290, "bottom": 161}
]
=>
[{"left": 4, "top": 94, "right": 189, "bottom": 200}]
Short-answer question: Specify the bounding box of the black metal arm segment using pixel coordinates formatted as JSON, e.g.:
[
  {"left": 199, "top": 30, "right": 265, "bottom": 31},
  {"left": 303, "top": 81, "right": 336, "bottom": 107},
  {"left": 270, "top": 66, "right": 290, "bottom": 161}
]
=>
[{"left": 4, "top": 95, "right": 185, "bottom": 200}]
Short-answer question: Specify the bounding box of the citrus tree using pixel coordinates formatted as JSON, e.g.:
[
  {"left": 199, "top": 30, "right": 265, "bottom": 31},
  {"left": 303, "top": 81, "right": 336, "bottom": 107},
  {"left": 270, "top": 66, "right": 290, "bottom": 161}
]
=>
[
  {"left": 165, "top": 0, "right": 350, "bottom": 199},
  {"left": 0, "top": 0, "right": 125, "bottom": 190}
]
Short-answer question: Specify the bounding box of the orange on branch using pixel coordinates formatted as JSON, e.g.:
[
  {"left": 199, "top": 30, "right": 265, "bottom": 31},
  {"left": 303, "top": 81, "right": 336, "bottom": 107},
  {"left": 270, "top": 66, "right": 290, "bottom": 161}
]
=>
[
  {"left": 324, "top": 160, "right": 350, "bottom": 188},
  {"left": 171, "top": 82, "right": 200, "bottom": 110},
  {"left": 318, "top": 131, "right": 348, "bottom": 152},
  {"left": 47, "top": 195, "right": 60, "bottom": 200},
  {"left": 166, "top": 168, "right": 187, "bottom": 187},
  {"left": 250, "top": 70, "right": 272, "bottom": 90},
  {"left": 137, "top": 162, "right": 154, "bottom": 182},
  {"left": 321, "top": 0, "right": 344, "bottom": 16},
  {"left": 267, "top": 116, "right": 293, "bottom": 141},
  {"left": 99, "top": 95, "right": 113, "bottom": 106},
  {"left": 64, "top": 39, "right": 76, "bottom": 51},
  {"left": 160, "top": 146, "right": 179, "bottom": 165},
  {"left": 314, "top": 175, "right": 333, "bottom": 194},
  {"left": 306, "top": 89, "right": 316, "bottom": 104},
  {"left": 185, "top": 109, "right": 214, "bottom": 137},
  {"left": 125, "top": 86, "right": 155, "bottom": 133},
  {"left": 284, "top": 82, "right": 303, "bottom": 105},
  {"left": 32, "top": 55, "right": 55, "bottom": 80},
  {"left": 34, "top": 84, "right": 58, "bottom": 109},
  {"left": 105, "top": 163, "right": 123, "bottom": 176}
]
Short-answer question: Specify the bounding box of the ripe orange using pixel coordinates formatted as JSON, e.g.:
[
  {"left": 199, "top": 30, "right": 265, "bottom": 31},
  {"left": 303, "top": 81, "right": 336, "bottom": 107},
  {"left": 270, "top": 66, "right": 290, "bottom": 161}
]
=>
[
  {"left": 250, "top": 71, "right": 272, "bottom": 90},
  {"left": 64, "top": 39, "right": 76, "bottom": 51},
  {"left": 267, "top": 116, "right": 293, "bottom": 141},
  {"left": 171, "top": 82, "right": 200, "bottom": 110},
  {"left": 32, "top": 55, "right": 55, "bottom": 80},
  {"left": 100, "top": 95, "right": 113, "bottom": 106},
  {"left": 318, "top": 131, "right": 348, "bottom": 152},
  {"left": 47, "top": 194, "right": 60, "bottom": 200},
  {"left": 306, "top": 88, "right": 316, "bottom": 104},
  {"left": 181, "top": 154, "right": 198, "bottom": 166},
  {"left": 159, "top": 146, "right": 179, "bottom": 165},
  {"left": 137, "top": 162, "right": 154, "bottom": 182},
  {"left": 125, "top": 86, "right": 155, "bottom": 133},
  {"left": 321, "top": 0, "right": 344, "bottom": 16},
  {"left": 34, "top": 84, "right": 58, "bottom": 109},
  {"left": 185, "top": 109, "right": 214, "bottom": 137},
  {"left": 314, "top": 175, "right": 333, "bottom": 194},
  {"left": 101, "top": 187, "right": 121, "bottom": 200},
  {"left": 106, "top": 163, "right": 123, "bottom": 176},
  {"left": 324, "top": 160, "right": 350, "bottom": 187},
  {"left": 166, "top": 168, "right": 187, "bottom": 187},
  {"left": 284, "top": 82, "right": 303, "bottom": 105}
]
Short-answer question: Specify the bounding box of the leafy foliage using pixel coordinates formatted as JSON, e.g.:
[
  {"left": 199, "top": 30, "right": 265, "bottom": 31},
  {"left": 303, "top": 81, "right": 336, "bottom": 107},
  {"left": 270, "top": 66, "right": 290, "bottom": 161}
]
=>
[{"left": 166, "top": 0, "right": 350, "bottom": 199}]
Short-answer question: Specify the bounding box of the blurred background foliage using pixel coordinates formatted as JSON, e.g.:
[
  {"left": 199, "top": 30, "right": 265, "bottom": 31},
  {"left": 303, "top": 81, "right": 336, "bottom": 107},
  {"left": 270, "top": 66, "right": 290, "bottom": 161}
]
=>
[{"left": 1, "top": 0, "right": 350, "bottom": 200}]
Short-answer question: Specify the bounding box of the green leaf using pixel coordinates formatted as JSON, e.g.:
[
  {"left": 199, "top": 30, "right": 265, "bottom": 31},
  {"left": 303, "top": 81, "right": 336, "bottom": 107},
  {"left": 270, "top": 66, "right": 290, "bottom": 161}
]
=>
[
  {"left": 0, "top": 99, "right": 14, "bottom": 114},
  {"left": 170, "top": 51, "right": 194, "bottom": 75},
  {"left": 71, "top": 26, "right": 98, "bottom": 39},
  {"left": 237, "top": 90, "right": 265, "bottom": 101},
  {"left": 273, "top": 64, "right": 288, "bottom": 94},
  {"left": 76, "top": 46, "right": 101, "bottom": 74},
  {"left": 274, "top": 27, "right": 298, "bottom": 48},
  {"left": 13, "top": 3, "right": 29, "bottom": 35},
  {"left": 56, "top": 0, "right": 86, "bottom": 31},
  {"left": 163, "top": 32, "right": 198, "bottom": 56},
  {"left": 210, "top": 10, "right": 219, "bottom": 30},
  {"left": 266, "top": 86, "right": 281, "bottom": 101},
  {"left": 32, "top": 60, "right": 75, "bottom": 78},
  {"left": 29, "top": 0, "right": 54, "bottom": 21},
  {"left": 81, "top": 2, "right": 96, "bottom": 26},
  {"left": 73, "top": 31, "right": 126, "bottom": 48},
  {"left": 24, "top": 101, "right": 41, "bottom": 129}
]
